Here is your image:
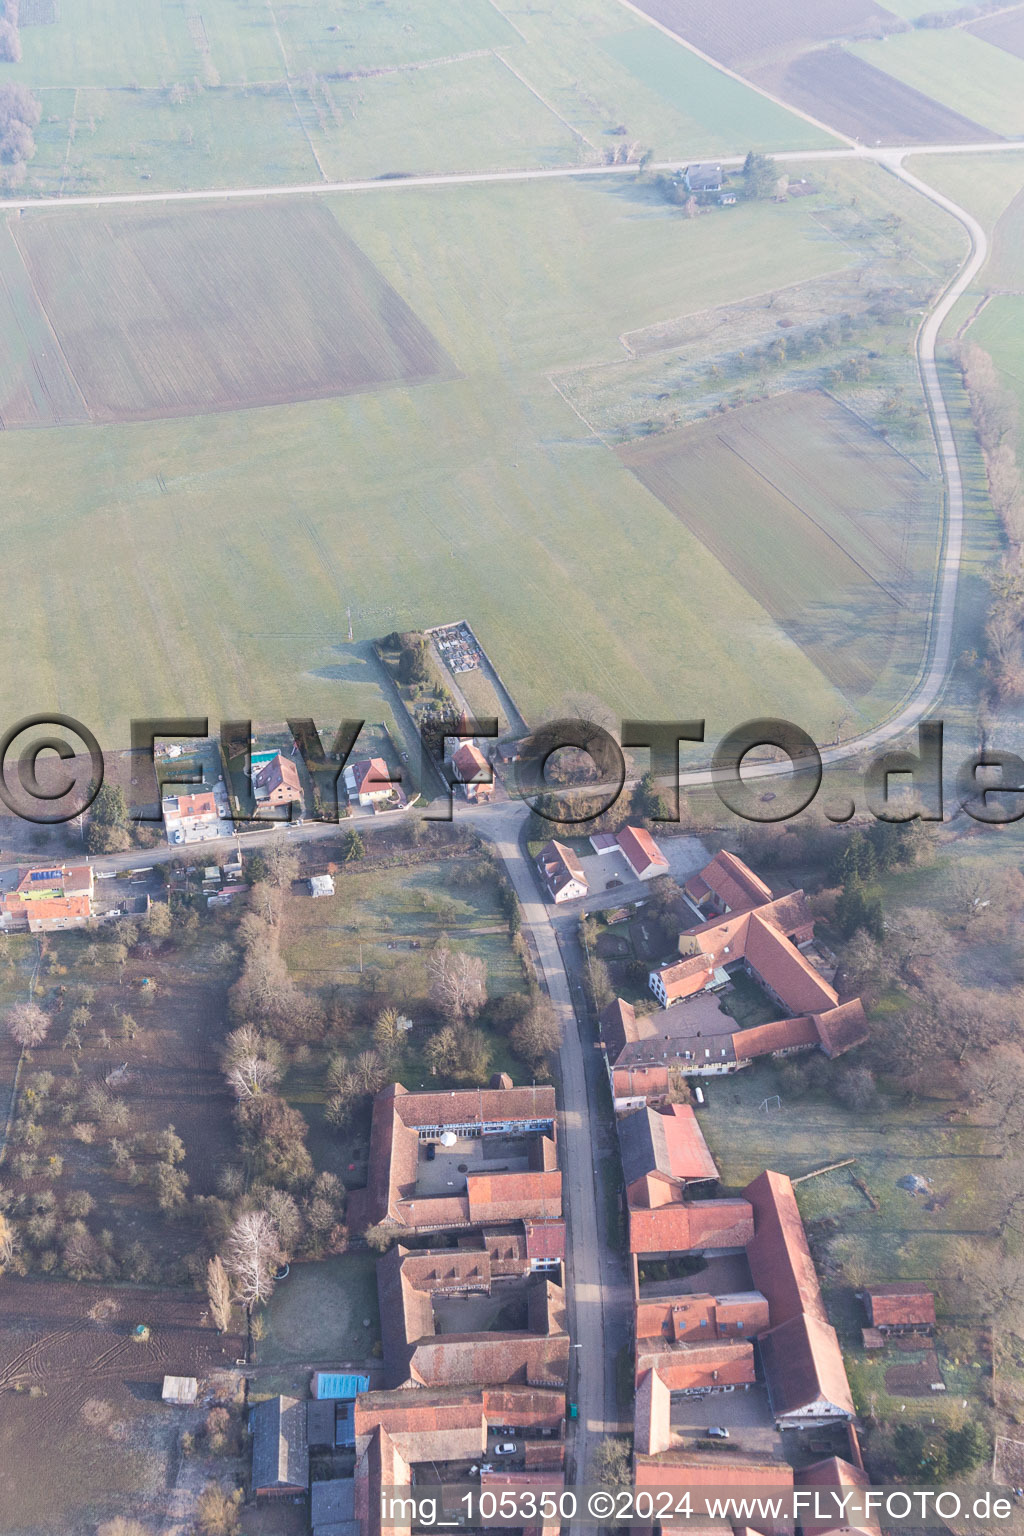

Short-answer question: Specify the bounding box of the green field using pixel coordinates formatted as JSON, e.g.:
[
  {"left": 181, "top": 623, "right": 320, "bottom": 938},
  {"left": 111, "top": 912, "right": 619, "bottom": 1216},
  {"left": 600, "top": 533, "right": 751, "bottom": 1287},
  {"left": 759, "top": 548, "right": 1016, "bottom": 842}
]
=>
[
  {"left": 0, "top": 0, "right": 834, "bottom": 196},
  {"left": 4, "top": 172, "right": 931, "bottom": 740},
  {"left": 850, "top": 29, "right": 1024, "bottom": 138},
  {"left": 969, "top": 295, "right": 1024, "bottom": 420}
]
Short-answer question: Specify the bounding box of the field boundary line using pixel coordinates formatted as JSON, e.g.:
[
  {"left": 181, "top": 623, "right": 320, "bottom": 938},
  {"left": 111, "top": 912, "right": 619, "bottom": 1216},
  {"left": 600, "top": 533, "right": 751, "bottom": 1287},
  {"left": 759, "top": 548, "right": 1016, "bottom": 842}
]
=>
[
  {"left": 819, "top": 386, "right": 934, "bottom": 479},
  {"left": 482, "top": 0, "right": 530, "bottom": 45},
  {"left": 264, "top": 0, "right": 328, "bottom": 183},
  {"left": 956, "top": 291, "right": 994, "bottom": 339},
  {"left": 493, "top": 51, "right": 600, "bottom": 152},
  {"left": 604, "top": 0, "right": 854, "bottom": 148},
  {"left": 6, "top": 223, "right": 93, "bottom": 417},
  {"left": 58, "top": 87, "right": 78, "bottom": 197},
  {"left": 619, "top": 262, "right": 854, "bottom": 356},
  {"left": 546, "top": 374, "right": 614, "bottom": 445}
]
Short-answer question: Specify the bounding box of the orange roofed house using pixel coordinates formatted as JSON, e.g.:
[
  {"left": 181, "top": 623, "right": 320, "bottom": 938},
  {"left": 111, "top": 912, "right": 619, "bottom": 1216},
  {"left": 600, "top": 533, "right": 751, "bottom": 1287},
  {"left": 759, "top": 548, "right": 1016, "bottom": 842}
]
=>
[
  {"left": 344, "top": 756, "right": 398, "bottom": 809},
  {"left": 252, "top": 750, "right": 304, "bottom": 810},
  {"left": 451, "top": 741, "right": 495, "bottom": 803},
  {"left": 348, "top": 1083, "right": 561, "bottom": 1241},
  {"left": 1, "top": 864, "right": 95, "bottom": 934}
]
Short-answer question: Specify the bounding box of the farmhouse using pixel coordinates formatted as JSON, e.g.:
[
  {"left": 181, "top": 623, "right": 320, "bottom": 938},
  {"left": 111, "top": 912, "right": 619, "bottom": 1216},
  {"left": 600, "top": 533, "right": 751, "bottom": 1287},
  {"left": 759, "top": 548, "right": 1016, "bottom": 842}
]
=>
[
  {"left": 348, "top": 1083, "right": 559, "bottom": 1236},
  {"left": 618, "top": 1103, "right": 720, "bottom": 1198},
  {"left": 684, "top": 162, "right": 724, "bottom": 194},
  {"left": 535, "top": 840, "right": 588, "bottom": 903},
  {"left": 649, "top": 892, "right": 828, "bottom": 1010},
  {"left": 616, "top": 826, "right": 669, "bottom": 879},
  {"left": 252, "top": 749, "right": 304, "bottom": 810},
  {"left": 1, "top": 864, "right": 95, "bottom": 933},
  {"left": 344, "top": 757, "right": 396, "bottom": 808},
  {"left": 251, "top": 1394, "right": 308, "bottom": 1498},
  {"left": 451, "top": 741, "right": 495, "bottom": 802},
  {"left": 744, "top": 1171, "right": 855, "bottom": 1426},
  {"left": 376, "top": 1244, "right": 570, "bottom": 1390},
  {"left": 599, "top": 992, "right": 868, "bottom": 1099},
  {"left": 593, "top": 854, "right": 867, "bottom": 1098},
  {"left": 863, "top": 1285, "right": 935, "bottom": 1334}
]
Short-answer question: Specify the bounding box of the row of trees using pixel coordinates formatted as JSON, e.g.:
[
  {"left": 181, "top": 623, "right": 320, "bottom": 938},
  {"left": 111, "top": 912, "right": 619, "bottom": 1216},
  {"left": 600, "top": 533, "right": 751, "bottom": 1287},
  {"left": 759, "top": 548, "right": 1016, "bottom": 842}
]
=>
[
  {"left": 0, "top": 81, "right": 37, "bottom": 186},
  {"left": 961, "top": 342, "right": 1024, "bottom": 699},
  {"left": 0, "top": 3, "right": 21, "bottom": 64}
]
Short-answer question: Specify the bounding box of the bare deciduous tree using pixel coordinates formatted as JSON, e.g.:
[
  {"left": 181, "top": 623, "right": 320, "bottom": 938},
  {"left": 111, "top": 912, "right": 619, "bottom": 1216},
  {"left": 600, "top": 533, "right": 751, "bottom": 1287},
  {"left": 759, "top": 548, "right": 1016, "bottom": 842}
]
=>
[
  {"left": 224, "top": 1209, "right": 281, "bottom": 1312},
  {"left": 6, "top": 1002, "right": 49, "bottom": 1051},
  {"left": 428, "top": 945, "right": 486, "bottom": 1023}
]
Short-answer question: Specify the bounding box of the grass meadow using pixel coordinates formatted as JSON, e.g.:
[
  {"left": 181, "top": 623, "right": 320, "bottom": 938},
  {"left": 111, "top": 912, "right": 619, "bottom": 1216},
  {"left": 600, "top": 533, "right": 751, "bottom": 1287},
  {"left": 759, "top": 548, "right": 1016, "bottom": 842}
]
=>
[
  {"left": 0, "top": 173, "right": 896, "bottom": 740},
  {"left": 0, "top": 0, "right": 834, "bottom": 197}
]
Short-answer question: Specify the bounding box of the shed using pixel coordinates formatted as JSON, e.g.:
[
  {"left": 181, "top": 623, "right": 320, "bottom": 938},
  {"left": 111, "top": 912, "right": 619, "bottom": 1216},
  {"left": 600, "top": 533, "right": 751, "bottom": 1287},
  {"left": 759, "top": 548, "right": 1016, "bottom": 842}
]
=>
[
  {"left": 161, "top": 1375, "right": 198, "bottom": 1405},
  {"left": 310, "top": 874, "right": 335, "bottom": 899},
  {"left": 251, "top": 1394, "right": 308, "bottom": 1497},
  {"left": 313, "top": 1371, "right": 370, "bottom": 1401}
]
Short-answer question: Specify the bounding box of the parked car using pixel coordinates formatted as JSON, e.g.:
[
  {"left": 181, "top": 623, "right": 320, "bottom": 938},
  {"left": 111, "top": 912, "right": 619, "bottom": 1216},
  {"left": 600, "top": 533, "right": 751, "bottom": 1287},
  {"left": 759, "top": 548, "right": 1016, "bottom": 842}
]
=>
[
  {"left": 706, "top": 1427, "right": 730, "bottom": 1440},
  {"left": 494, "top": 1443, "right": 517, "bottom": 1456}
]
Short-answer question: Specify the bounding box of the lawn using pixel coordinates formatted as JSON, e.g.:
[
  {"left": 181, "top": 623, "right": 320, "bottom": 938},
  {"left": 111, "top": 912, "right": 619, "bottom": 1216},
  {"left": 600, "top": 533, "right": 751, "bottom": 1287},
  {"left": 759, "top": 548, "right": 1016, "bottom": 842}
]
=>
[
  {"left": 259, "top": 1252, "right": 380, "bottom": 1365},
  {"left": 969, "top": 296, "right": 1024, "bottom": 442},
  {"left": 850, "top": 29, "right": 1024, "bottom": 138},
  {"left": 699, "top": 1058, "right": 1005, "bottom": 1323}
]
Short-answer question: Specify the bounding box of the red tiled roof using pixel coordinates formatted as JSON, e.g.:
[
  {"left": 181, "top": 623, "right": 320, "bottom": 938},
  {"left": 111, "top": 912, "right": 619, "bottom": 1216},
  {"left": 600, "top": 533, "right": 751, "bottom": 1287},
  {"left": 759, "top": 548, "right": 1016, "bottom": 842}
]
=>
[
  {"left": 797, "top": 1456, "right": 880, "bottom": 1536},
  {"left": 6, "top": 895, "right": 91, "bottom": 923},
  {"left": 744, "top": 914, "right": 837, "bottom": 1012},
  {"left": 617, "top": 826, "right": 669, "bottom": 877},
  {"left": 254, "top": 752, "right": 302, "bottom": 797},
  {"left": 628, "top": 1198, "right": 754, "bottom": 1255},
  {"left": 865, "top": 1286, "right": 935, "bottom": 1328},
  {"left": 813, "top": 1000, "right": 869, "bottom": 1058},
  {"left": 635, "top": 1368, "right": 671, "bottom": 1456},
  {"left": 744, "top": 1170, "right": 827, "bottom": 1327},
  {"left": 452, "top": 742, "right": 491, "bottom": 781},
  {"left": 481, "top": 1387, "right": 566, "bottom": 1429},
  {"left": 611, "top": 1064, "right": 670, "bottom": 1101},
  {"left": 696, "top": 851, "right": 773, "bottom": 910},
  {"left": 634, "top": 1455, "right": 794, "bottom": 1490},
  {"left": 524, "top": 1219, "right": 565, "bottom": 1261},
  {"left": 466, "top": 1170, "right": 562, "bottom": 1225},
  {"left": 731, "top": 1016, "right": 819, "bottom": 1060},
  {"left": 168, "top": 790, "right": 218, "bottom": 818},
  {"left": 637, "top": 1291, "right": 770, "bottom": 1342},
  {"left": 636, "top": 1336, "right": 755, "bottom": 1392},
  {"left": 349, "top": 757, "right": 394, "bottom": 795},
  {"left": 759, "top": 1312, "right": 854, "bottom": 1419}
]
